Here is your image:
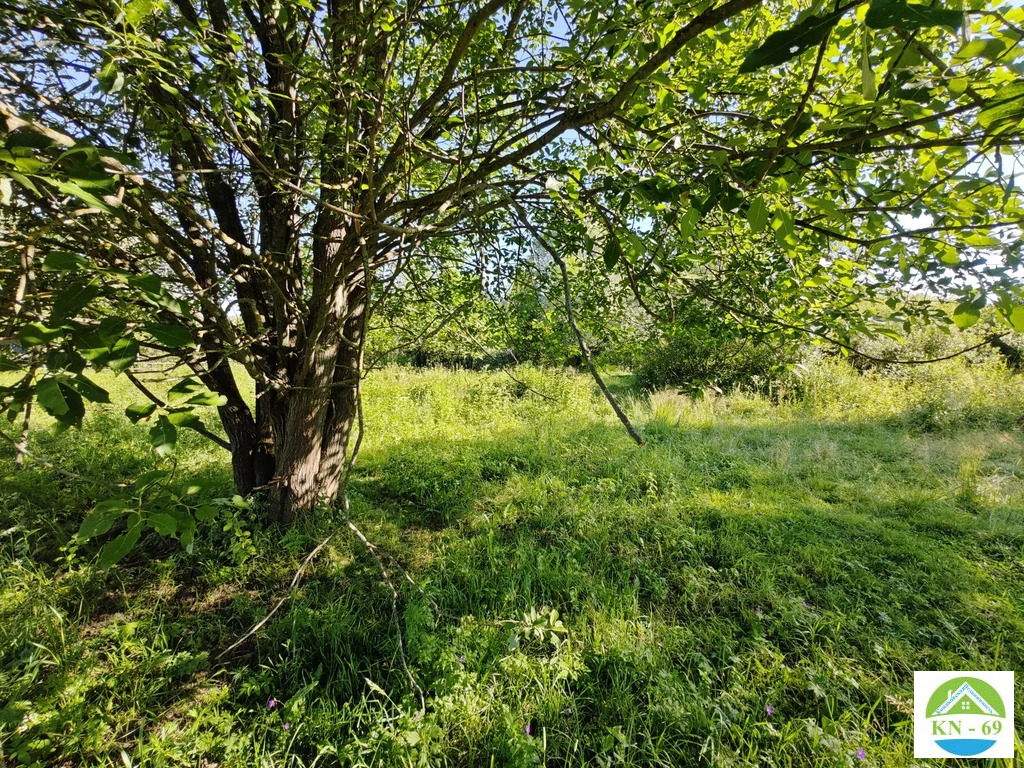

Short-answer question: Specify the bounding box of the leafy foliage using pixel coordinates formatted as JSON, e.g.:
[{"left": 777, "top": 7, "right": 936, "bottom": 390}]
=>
[
  {"left": 864, "top": 0, "right": 964, "bottom": 31},
  {"left": 739, "top": 8, "right": 847, "bottom": 72},
  {"left": 633, "top": 324, "right": 801, "bottom": 395},
  {"left": 75, "top": 471, "right": 251, "bottom": 568}
]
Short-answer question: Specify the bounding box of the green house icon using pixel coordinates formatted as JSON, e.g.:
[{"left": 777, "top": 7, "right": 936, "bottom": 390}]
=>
[{"left": 929, "top": 679, "right": 1003, "bottom": 718}]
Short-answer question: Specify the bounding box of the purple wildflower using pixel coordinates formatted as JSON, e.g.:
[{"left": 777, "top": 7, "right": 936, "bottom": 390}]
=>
[
  {"left": 802, "top": 601, "right": 809, "bottom": 609},
  {"left": 525, "top": 723, "right": 531, "bottom": 736},
  {"left": 754, "top": 605, "right": 762, "bottom": 613},
  {"left": 267, "top": 698, "right": 276, "bottom": 709},
  {"left": 765, "top": 704, "right": 773, "bottom": 716},
  {"left": 459, "top": 654, "right": 465, "bottom": 664},
  {"left": 856, "top": 748, "right": 866, "bottom": 760},
  {"left": 283, "top": 722, "right": 291, "bottom": 730}
]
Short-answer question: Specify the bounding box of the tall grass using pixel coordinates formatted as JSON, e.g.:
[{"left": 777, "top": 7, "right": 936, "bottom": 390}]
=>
[{"left": 1, "top": 359, "right": 1023, "bottom": 766}]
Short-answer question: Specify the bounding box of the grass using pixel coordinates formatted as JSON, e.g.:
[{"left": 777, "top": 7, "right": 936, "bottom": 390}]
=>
[{"left": 1, "top": 359, "right": 1023, "bottom": 766}]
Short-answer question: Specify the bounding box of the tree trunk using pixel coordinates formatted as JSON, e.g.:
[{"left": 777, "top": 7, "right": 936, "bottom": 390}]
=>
[
  {"left": 260, "top": 276, "right": 366, "bottom": 523},
  {"left": 14, "top": 396, "right": 32, "bottom": 470},
  {"left": 267, "top": 380, "right": 333, "bottom": 523},
  {"left": 315, "top": 298, "right": 365, "bottom": 507},
  {"left": 197, "top": 356, "right": 273, "bottom": 497}
]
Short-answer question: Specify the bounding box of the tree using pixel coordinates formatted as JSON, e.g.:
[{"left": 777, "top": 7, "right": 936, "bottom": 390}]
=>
[{"left": 1, "top": 0, "right": 1023, "bottom": 524}]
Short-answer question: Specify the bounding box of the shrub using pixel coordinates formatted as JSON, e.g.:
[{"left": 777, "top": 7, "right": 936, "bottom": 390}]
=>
[
  {"left": 633, "top": 326, "right": 800, "bottom": 395},
  {"left": 844, "top": 307, "right": 1024, "bottom": 377}
]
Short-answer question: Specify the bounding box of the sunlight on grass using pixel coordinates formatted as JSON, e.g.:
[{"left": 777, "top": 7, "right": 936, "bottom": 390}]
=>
[{"left": 1, "top": 360, "right": 1023, "bottom": 766}]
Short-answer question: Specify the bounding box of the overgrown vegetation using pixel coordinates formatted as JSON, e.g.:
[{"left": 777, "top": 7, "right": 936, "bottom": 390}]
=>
[
  {"left": 3, "top": 361, "right": 1023, "bottom": 766},
  {"left": 4, "top": 0, "right": 1024, "bottom": 522},
  {"left": 3, "top": 0, "right": 1024, "bottom": 760}
]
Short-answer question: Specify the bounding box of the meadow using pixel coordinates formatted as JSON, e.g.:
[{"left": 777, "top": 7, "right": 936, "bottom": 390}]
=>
[{"left": 1, "top": 359, "right": 1023, "bottom": 767}]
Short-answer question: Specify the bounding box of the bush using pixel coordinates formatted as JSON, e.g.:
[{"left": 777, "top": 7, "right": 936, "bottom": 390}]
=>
[
  {"left": 847, "top": 324, "right": 1018, "bottom": 374},
  {"left": 633, "top": 326, "right": 800, "bottom": 395}
]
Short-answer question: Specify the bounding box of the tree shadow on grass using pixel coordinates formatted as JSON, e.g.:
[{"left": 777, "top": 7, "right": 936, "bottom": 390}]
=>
[
  {"left": 3, "top": 409, "right": 1024, "bottom": 765},
  {"left": 269, "top": 414, "right": 1024, "bottom": 764}
]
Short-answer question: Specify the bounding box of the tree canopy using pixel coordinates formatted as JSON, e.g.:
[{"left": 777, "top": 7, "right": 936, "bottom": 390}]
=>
[{"left": 1, "top": 0, "right": 1023, "bottom": 531}]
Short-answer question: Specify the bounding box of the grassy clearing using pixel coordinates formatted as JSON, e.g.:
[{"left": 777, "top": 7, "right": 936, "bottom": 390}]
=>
[{"left": 2, "top": 360, "right": 1023, "bottom": 767}]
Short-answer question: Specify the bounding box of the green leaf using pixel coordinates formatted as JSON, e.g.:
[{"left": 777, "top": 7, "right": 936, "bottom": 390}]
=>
[
  {"left": 36, "top": 378, "right": 69, "bottom": 416},
  {"left": 148, "top": 512, "right": 177, "bottom": 536},
  {"left": 18, "top": 322, "right": 63, "bottom": 347},
  {"left": 78, "top": 498, "right": 129, "bottom": 540},
  {"left": 51, "top": 280, "right": 100, "bottom": 320},
  {"left": 97, "top": 317, "right": 128, "bottom": 346},
  {"left": 772, "top": 208, "right": 797, "bottom": 249},
  {"left": 0, "top": 354, "right": 21, "bottom": 372},
  {"left": 978, "top": 84, "right": 1024, "bottom": 130},
  {"left": 78, "top": 335, "right": 110, "bottom": 363},
  {"left": 134, "top": 469, "right": 169, "bottom": 490},
  {"left": 125, "top": 402, "right": 158, "bottom": 423},
  {"left": 677, "top": 206, "right": 700, "bottom": 241},
  {"left": 149, "top": 415, "right": 177, "bottom": 457},
  {"left": 166, "top": 409, "right": 204, "bottom": 431},
  {"left": 78, "top": 512, "right": 117, "bottom": 541},
  {"left": 126, "top": 274, "right": 190, "bottom": 316},
  {"left": 939, "top": 245, "right": 961, "bottom": 265},
  {"left": 54, "top": 180, "right": 123, "bottom": 219},
  {"left": 739, "top": 9, "right": 845, "bottom": 73},
  {"left": 170, "top": 507, "right": 196, "bottom": 535},
  {"left": 952, "top": 301, "right": 981, "bottom": 328},
  {"left": 43, "top": 250, "right": 89, "bottom": 271},
  {"left": 12, "top": 155, "right": 46, "bottom": 173},
  {"left": 66, "top": 165, "right": 116, "bottom": 193},
  {"left": 953, "top": 37, "right": 1007, "bottom": 62},
  {"left": 865, "top": 0, "right": 963, "bottom": 31},
  {"left": 105, "top": 337, "right": 138, "bottom": 374},
  {"left": 167, "top": 377, "right": 205, "bottom": 403},
  {"left": 36, "top": 379, "right": 85, "bottom": 428},
  {"left": 68, "top": 374, "right": 110, "bottom": 404},
  {"left": 6, "top": 131, "right": 54, "bottom": 151},
  {"left": 861, "top": 29, "right": 878, "bottom": 101},
  {"left": 98, "top": 518, "right": 142, "bottom": 569},
  {"left": 144, "top": 324, "right": 194, "bottom": 348},
  {"left": 602, "top": 237, "right": 621, "bottom": 269},
  {"left": 57, "top": 386, "right": 85, "bottom": 428},
  {"left": 167, "top": 377, "right": 225, "bottom": 406},
  {"left": 747, "top": 197, "right": 770, "bottom": 233},
  {"left": 8, "top": 171, "right": 39, "bottom": 196},
  {"left": 128, "top": 274, "right": 162, "bottom": 294},
  {"left": 1007, "top": 305, "right": 1024, "bottom": 332},
  {"left": 195, "top": 505, "right": 218, "bottom": 522}
]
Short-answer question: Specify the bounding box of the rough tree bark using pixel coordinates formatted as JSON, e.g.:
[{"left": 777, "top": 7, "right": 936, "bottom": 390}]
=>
[
  {"left": 261, "top": 277, "right": 366, "bottom": 523},
  {"left": 198, "top": 271, "right": 365, "bottom": 523}
]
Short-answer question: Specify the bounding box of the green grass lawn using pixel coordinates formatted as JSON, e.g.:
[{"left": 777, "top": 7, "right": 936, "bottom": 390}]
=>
[{"left": 2, "top": 361, "right": 1023, "bottom": 766}]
